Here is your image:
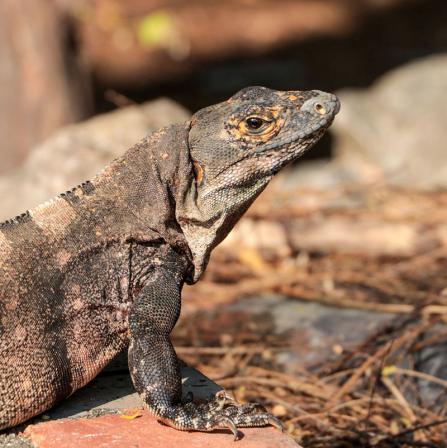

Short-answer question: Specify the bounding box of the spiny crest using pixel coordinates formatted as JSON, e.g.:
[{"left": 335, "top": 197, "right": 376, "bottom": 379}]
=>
[
  {"left": 0, "top": 211, "right": 32, "bottom": 230},
  {"left": 0, "top": 180, "right": 95, "bottom": 230}
]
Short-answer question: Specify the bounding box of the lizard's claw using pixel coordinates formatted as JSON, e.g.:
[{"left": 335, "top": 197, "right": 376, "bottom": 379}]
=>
[
  {"left": 268, "top": 415, "right": 285, "bottom": 432},
  {"left": 201, "top": 392, "right": 282, "bottom": 436},
  {"left": 215, "top": 415, "right": 239, "bottom": 441},
  {"left": 148, "top": 390, "right": 282, "bottom": 438}
]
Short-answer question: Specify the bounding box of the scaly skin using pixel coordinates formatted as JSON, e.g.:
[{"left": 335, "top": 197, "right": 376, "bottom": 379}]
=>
[{"left": 0, "top": 86, "right": 339, "bottom": 436}]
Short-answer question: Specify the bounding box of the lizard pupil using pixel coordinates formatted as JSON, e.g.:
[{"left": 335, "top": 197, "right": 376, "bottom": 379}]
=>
[{"left": 245, "top": 117, "right": 264, "bottom": 130}]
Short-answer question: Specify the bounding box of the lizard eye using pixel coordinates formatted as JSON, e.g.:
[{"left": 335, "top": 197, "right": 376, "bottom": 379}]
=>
[
  {"left": 233, "top": 110, "right": 280, "bottom": 141},
  {"left": 245, "top": 116, "right": 266, "bottom": 130}
]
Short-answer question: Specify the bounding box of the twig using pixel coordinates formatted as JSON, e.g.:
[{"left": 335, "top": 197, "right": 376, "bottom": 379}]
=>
[
  {"left": 176, "top": 346, "right": 284, "bottom": 355},
  {"left": 380, "top": 417, "right": 447, "bottom": 443},
  {"left": 325, "top": 340, "right": 394, "bottom": 408},
  {"left": 219, "top": 376, "right": 329, "bottom": 400},
  {"left": 381, "top": 376, "right": 417, "bottom": 423},
  {"left": 391, "top": 367, "right": 447, "bottom": 390},
  {"left": 363, "top": 338, "right": 394, "bottom": 430}
]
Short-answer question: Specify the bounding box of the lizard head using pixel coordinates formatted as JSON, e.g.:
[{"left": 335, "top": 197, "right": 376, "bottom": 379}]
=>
[
  {"left": 188, "top": 86, "right": 339, "bottom": 185},
  {"left": 178, "top": 86, "right": 340, "bottom": 282}
]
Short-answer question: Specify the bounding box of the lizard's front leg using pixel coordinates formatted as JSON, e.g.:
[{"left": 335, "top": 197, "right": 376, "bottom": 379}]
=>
[{"left": 128, "top": 268, "right": 281, "bottom": 439}]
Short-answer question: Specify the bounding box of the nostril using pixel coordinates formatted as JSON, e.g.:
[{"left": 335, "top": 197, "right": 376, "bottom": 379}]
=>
[{"left": 314, "top": 103, "right": 327, "bottom": 115}]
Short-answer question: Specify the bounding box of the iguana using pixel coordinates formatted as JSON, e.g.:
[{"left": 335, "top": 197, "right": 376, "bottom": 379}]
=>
[{"left": 0, "top": 86, "right": 339, "bottom": 437}]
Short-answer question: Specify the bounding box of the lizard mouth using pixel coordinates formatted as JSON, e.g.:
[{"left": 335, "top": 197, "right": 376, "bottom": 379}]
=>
[
  {"left": 256, "top": 118, "right": 333, "bottom": 154},
  {"left": 266, "top": 127, "right": 327, "bottom": 176}
]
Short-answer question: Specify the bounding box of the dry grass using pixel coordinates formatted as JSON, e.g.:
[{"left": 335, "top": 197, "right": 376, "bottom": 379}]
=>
[{"left": 177, "top": 185, "right": 447, "bottom": 447}]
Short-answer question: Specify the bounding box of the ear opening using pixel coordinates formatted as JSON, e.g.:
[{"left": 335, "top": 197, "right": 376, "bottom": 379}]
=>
[{"left": 192, "top": 160, "right": 204, "bottom": 185}]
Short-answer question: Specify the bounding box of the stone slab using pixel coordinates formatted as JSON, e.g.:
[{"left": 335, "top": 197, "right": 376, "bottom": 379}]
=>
[
  {"left": 24, "top": 409, "right": 299, "bottom": 448},
  {"left": 47, "top": 363, "right": 221, "bottom": 420}
]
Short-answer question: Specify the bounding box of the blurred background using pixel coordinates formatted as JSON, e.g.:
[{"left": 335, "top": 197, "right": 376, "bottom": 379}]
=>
[{"left": 1, "top": 0, "right": 447, "bottom": 446}]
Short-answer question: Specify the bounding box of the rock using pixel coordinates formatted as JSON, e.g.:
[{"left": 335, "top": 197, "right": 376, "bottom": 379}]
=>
[
  {"left": 332, "top": 54, "right": 447, "bottom": 190},
  {"left": 0, "top": 98, "right": 190, "bottom": 221},
  {"left": 23, "top": 409, "right": 298, "bottom": 448},
  {"left": 287, "top": 217, "right": 435, "bottom": 257},
  {"left": 5, "top": 364, "right": 297, "bottom": 448},
  {"left": 411, "top": 323, "right": 447, "bottom": 411},
  {"left": 45, "top": 364, "right": 221, "bottom": 421},
  {"left": 221, "top": 219, "right": 292, "bottom": 260},
  {"left": 203, "top": 295, "right": 396, "bottom": 369},
  {"left": 0, "top": 433, "right": 33, "bottom": 448}
]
